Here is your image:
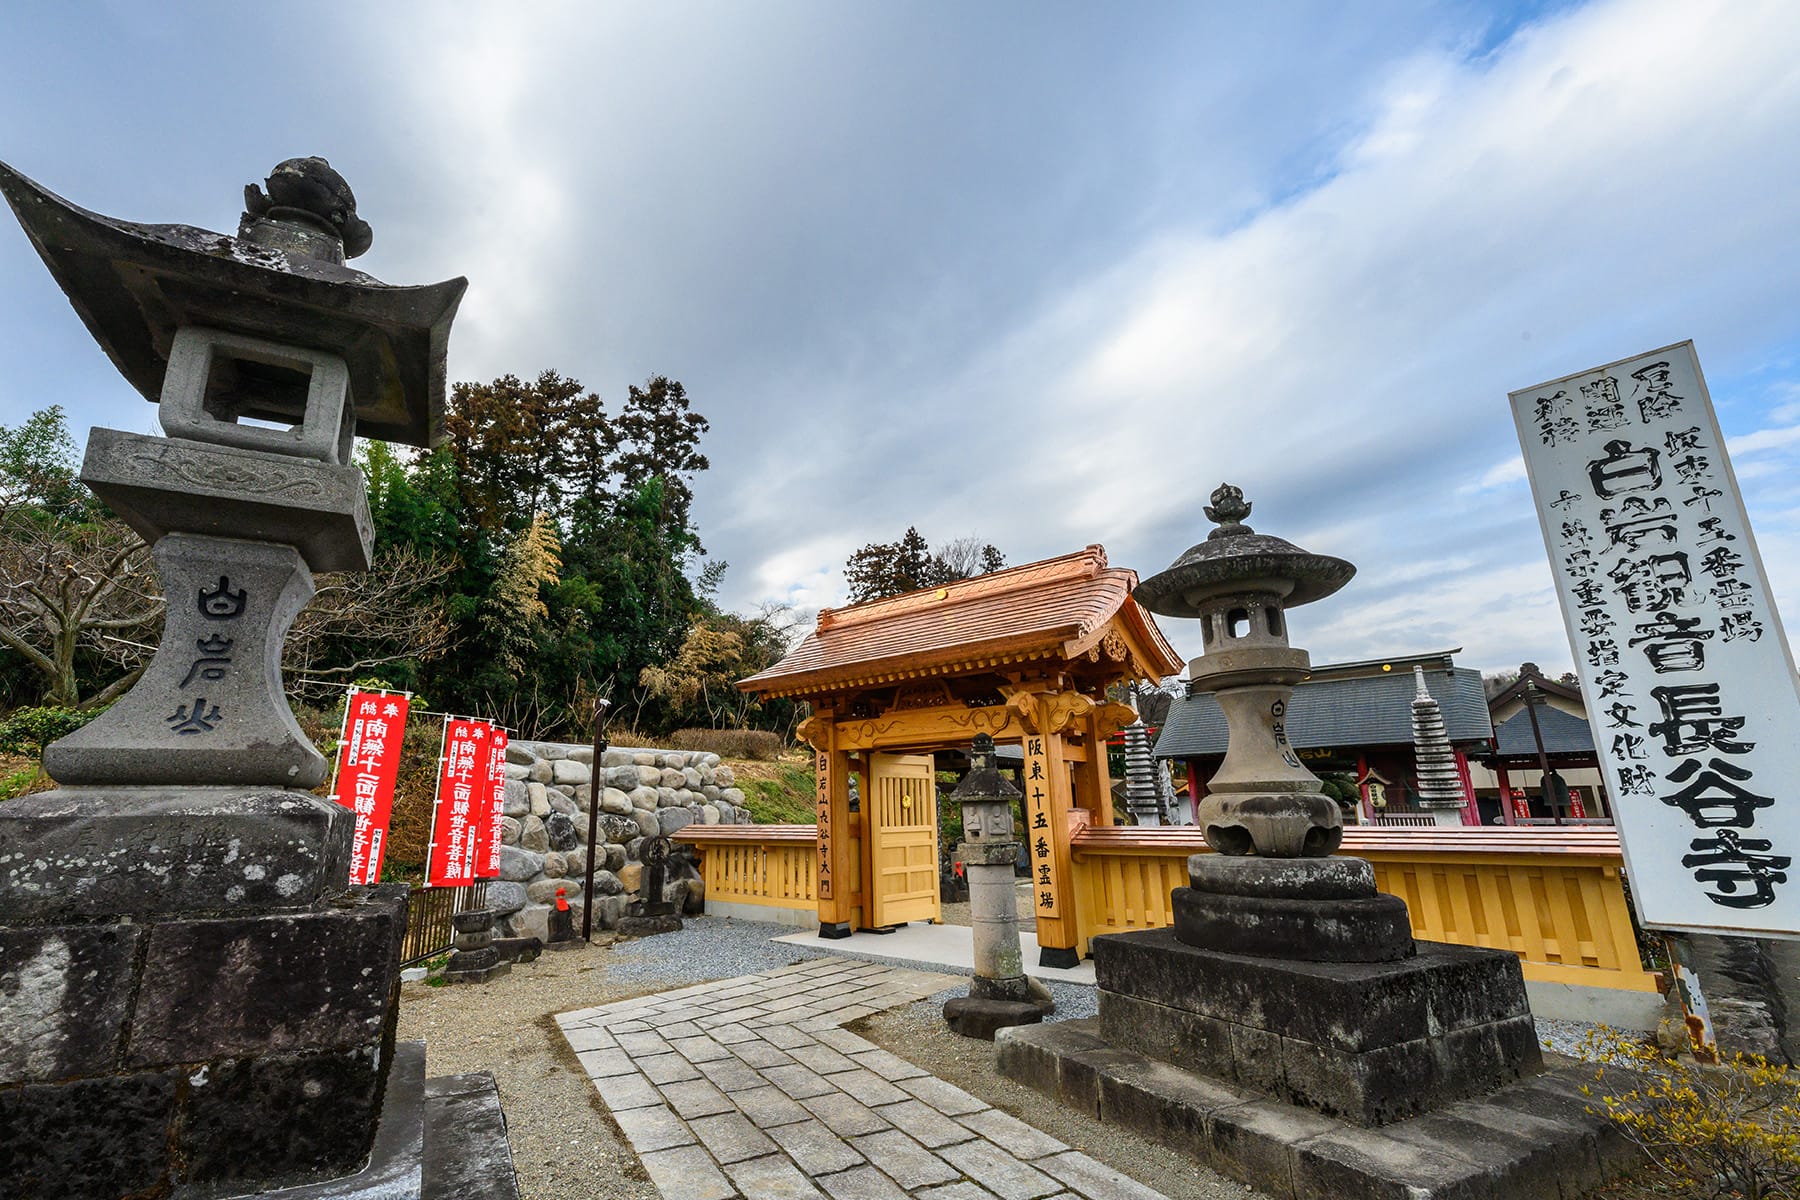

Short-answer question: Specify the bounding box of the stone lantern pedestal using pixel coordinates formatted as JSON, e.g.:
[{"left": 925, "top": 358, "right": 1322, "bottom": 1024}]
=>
[
  {"left": 0, "top": 160, "right": 517, "bottom": 1199},
  {"left": 998, "top": 486, "right": 1630, "bottom": 1197}
]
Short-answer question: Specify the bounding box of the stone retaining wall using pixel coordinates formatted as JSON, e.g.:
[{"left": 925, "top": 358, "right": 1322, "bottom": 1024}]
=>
[{"left": 490, "top": 739, "right": 752, "bottom": 941}]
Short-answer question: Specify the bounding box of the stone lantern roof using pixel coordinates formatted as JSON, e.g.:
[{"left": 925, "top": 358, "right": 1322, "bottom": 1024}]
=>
[
  {"left": 1132, "top": 484, "right": 1355, "bottom": 616},
  {"left": 0, "top": 159, "right": 465, "bottom": 449}
]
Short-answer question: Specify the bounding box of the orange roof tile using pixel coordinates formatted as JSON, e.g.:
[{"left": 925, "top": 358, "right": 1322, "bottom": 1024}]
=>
[{"left": 740, "top": 545, "right": 1183, "bottom": 698}]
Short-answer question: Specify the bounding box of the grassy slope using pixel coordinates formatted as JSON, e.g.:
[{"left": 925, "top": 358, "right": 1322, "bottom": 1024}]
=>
[{"left": 728, "top": 754, "right": 817, "bottom": 824}]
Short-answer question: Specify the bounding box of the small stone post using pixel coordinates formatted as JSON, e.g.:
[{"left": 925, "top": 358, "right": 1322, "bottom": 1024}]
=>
[
  {"left": 446, "top": 907, "right": 510, "bottom": 982},
  {"left": 943, "top": 735, "right": 1053, "bottom": 1040}
]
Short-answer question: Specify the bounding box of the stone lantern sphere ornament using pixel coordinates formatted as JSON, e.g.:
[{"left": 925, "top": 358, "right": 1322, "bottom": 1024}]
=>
[{"left": 1133, "top": 482, "right": 1355, "bottom": 859}]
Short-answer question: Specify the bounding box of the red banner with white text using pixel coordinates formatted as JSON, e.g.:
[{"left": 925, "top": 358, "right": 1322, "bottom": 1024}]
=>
[
  {"left": 330, "top": 690, "right": 411, "bottom": 886},
  {"left": 474, "top": 726, "right": 509, "bottom": 878},
  {"left": 426, "top": 717, "right": 492, "bottom": 887}
]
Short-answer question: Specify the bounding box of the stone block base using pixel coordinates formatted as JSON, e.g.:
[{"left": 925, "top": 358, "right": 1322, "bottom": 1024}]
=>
[
  {"left": 0, "top": 886, "right": 407, "bottom": 1196},
  {"left": 943, "top": 996, "right": 1050, "bottom": 1041},
  {"left": 1095, "top": 929, "right": 1540, "bottom": 1125},
  {"left": 616, "top": 913, "right": 684, "bottom": 937},
  {"left": 998, "top": 1020, "right": 1634, "bottom": 1199}
]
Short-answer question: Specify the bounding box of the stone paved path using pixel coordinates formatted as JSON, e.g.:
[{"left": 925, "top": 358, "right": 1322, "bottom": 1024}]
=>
[{"left": 556, "top": 957, "right": 1173, "bottom": 1200}]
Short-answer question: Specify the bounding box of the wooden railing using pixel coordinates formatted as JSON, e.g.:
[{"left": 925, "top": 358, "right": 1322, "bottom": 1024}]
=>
[
  {"left": 677, "top": 825, "right": 820, "bottom": 911},
  {"left": 1069, "top": 826, "right": 1660, "bottom": 993},
  {"left": 401, "top": 880, "right": 488, "bottom": 966}
]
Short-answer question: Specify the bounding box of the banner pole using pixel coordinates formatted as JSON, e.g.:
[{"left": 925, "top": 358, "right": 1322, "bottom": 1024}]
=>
[
  {"left": 422, "top": 714, "right": 451, "bottom": 888},
  {"left": 582, "top": 698, "right": 612, "bottom": 941}
]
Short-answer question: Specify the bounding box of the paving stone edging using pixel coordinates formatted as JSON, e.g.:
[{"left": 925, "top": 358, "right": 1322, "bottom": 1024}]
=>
[{"left": 556, "top": 958, "right": 1176, "bottom": 1199}]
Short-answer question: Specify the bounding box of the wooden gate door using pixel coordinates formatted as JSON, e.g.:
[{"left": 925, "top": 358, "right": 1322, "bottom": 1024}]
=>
[{"left": 869, "top": 753, "right": 940, "bottom": 927}]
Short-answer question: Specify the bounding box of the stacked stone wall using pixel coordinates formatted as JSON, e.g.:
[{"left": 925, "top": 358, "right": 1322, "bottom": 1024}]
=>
[{"left": 490, "top": 739, "right": 751, "bottom": 940}]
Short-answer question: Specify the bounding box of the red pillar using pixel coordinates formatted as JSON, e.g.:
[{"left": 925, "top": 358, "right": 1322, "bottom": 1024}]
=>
[
  {"left": 1495, "top": 763, "right": 1516, "bottom": 826},
  {"left": 1455, "top": 750, "right": 1479, "bottom": 826}
]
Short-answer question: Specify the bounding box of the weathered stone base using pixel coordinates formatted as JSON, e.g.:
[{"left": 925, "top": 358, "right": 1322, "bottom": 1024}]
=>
[
  {"left": 446, "top": 960, "right": 514, "bottom": 984},
  {"left": 0, "top": 886, "right": 407, "bottom": 1197},
  {"left": 1096, "top": 929, "right": 1539, "bottom": 1126},
  {"left": 998, "top": 1020, "right": 1634, "bottom": 1199},
  {"left": 616, "top": 913, "right": 684, "bottom": 938},
  {"left": 943, "top": 995, "right": 1050, "bottom": 1040}
]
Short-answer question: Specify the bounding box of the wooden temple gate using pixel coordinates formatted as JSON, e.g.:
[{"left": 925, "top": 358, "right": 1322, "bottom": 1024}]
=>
[{"left": 741, "top": 546, "right": 1182, "bottom": 965}]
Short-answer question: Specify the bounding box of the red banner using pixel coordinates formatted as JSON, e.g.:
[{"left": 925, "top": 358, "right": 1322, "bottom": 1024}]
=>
[
  {"left": 427, "top": 717, "right": 492, "bottom": 887},
  {"left": 330, "top": 690, "right": 410, "bottom": 886},
  {"left": 473, "top": 726, "right": 509, "bottom": 878}
]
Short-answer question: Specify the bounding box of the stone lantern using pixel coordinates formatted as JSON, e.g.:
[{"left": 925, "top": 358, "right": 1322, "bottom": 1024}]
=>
[
  {"left": 942, "top": 735, "right": 1053, "bottom": 1040},
  {"left": 1132, "top": 482, "right": 1354, "bottom": 859},
  {"left": 0, "top": 159, "right": 523, "bottom": 1197},
  {"left": 995, "top": 485, "right": 1598, "bottom": 1193}
]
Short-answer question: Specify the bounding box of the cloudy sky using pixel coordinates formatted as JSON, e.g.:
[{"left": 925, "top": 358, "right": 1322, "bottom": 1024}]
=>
[{"left": 5, "top": 0, "right": 1800, "bottom": 678}]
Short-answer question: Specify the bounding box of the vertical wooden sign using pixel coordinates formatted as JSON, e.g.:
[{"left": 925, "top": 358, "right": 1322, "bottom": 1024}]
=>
[
  {"left": 815, "top": 740, "right": 834, "bottom": 899},
  {"left": 1512, "top": 341, "right": 1800, "bottom": 935},
  {"left": 1022, "top": 732, "right": 1060, "bottom": 916}
]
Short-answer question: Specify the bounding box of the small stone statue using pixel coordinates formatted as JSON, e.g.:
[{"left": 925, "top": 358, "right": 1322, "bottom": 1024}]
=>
[{"left": 616, "top": 835, "right": 684, "bottom": 936}]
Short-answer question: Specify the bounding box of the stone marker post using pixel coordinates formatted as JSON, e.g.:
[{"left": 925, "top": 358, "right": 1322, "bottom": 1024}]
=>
[
  {"left": 617, "top": 834, "right": 684, "bottom": 937},
  {"left": 943, "top": 734, "right": 1053, "bottom": 1040},
  {"left": 0, "top": 159, "right": 519, "bottom": 1198}
]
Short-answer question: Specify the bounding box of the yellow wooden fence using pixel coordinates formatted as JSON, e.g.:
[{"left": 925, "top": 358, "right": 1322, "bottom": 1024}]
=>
[
  {"left": 677, "top": 825, "right": 819, "bottom": 910},
  {"left": 679, "top": 823, "right": 1662, "bottom": 995},
  {"left": 1071, "top": 825, "right": 1661, "bottom": 993}
]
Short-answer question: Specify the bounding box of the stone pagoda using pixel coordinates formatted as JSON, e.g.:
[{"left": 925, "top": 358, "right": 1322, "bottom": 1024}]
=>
[
  {"left": 1410, "top": 665, "right": 1469, "bottom": 812},
  {"left": 0, "top": 159, "right": 516, "bottom": 1198},
  {"left": 998, "top": 484, "right": 1628, "bottom": 1198}
]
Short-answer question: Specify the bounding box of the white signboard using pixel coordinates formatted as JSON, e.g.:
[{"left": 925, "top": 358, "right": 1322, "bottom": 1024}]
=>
[{"left": 1511, "top": 341, "right": 1800, "bottom": 937}]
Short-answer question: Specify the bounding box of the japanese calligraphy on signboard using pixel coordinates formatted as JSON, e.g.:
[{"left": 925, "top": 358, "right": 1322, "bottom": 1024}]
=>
[
  {"left": 427, "top": 717, "right": 492, "bottom": 888},
  {"left": 1512, "top": 342, "right": 1800, "bottom": 935},
  {"left": 815, "top": 746, "right": 834, "bottom": 899},
  {"left": 329, "top": 689, "right": 410, "bottom": 885},
  {"left": 1021, "top": 735, "right": 1061, "bottom": 916},
  {"left": 474, "top": 726, "right": 509, "bottom": 879}
]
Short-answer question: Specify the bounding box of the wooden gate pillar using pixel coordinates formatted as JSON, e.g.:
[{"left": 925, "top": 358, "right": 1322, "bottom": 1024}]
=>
[
  {"left": 800, "top": 710, "right": 855, "bottom": 938},
  {"left": 1009, "top": 688, "right": 1084, "bottom": 967}
]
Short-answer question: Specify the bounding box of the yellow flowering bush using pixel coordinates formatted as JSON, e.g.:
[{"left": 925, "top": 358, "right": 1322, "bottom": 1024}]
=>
[{"left": 1579, "top": 1027, "right": 1800, "bottom": 1199}]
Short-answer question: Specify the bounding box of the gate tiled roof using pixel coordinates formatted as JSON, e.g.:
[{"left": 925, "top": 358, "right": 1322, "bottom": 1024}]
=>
[{"left": 740, "top": 545, "right": 1182, "bottom": 699}]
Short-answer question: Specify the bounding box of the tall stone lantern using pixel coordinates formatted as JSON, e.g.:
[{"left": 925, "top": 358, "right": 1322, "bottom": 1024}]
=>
[
  {"left": 942, "top": 735, "right": 1053, "bottom": 1039},
  {"left": 0, "top": 160, "right": 518, "bottom": 1198}
]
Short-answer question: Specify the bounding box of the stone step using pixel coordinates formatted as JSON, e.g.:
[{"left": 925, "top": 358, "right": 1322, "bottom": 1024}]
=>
[
  {"left": 423, "top": 1071, "right": 520, "bottom": 1200},
  {"left": 998, "top": 1018, "right": 1637, "bottom": 1200}
]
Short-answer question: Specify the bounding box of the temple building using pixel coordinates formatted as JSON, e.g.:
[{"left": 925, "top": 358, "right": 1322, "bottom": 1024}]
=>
[
  {"left": 1153, "top": 649, "right": 1494, "bottom": 827},
  {"left": 1466, "top": 663, "right": 1611, "bottom": 824}
]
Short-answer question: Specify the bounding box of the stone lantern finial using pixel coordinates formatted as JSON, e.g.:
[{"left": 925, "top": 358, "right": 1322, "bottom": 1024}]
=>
[
  {"left": 1203, "top": 483, "right": 1253, "bottom": 538},
  {"left": 242, "top": 156, "right": 373, "bottom": 262}
]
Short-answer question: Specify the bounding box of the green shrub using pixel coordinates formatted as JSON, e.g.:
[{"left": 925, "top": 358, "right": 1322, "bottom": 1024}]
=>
[
  {"left": 667, "top": 727, "right": 785, "bottom": 761},
  {"left": 0, "top": 706, "right": 100, "bottom": 756}
]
